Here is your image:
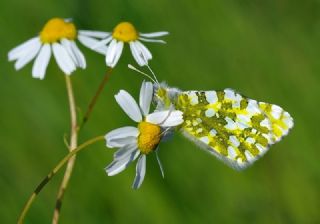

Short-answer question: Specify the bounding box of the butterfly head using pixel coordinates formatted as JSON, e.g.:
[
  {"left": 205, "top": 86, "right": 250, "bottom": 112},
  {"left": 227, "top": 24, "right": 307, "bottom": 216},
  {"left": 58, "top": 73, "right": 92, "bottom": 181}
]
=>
[{"left": 153, "top": 82, "right": 180, "bottom": 110}]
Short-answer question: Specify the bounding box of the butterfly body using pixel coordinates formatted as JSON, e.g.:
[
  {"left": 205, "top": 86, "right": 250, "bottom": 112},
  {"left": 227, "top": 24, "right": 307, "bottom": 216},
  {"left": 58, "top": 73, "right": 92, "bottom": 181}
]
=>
[{"left": 154, "top": 83, "right": 294, "bottom": 170}]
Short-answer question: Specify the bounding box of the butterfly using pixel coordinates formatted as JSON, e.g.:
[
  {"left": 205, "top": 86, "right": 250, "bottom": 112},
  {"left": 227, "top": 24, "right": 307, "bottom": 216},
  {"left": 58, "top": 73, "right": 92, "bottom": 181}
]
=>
[{"left": 153, "top": 83, "right": 294, "bottom": 170}]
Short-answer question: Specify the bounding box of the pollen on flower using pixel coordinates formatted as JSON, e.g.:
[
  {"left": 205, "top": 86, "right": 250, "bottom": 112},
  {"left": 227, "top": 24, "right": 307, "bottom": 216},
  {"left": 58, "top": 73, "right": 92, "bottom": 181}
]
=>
[
  {"left": 112, "top": 22, "right": 138, "bottom": 42},
  {"left": 40, "top": 18, "right": 77, "bottom": 43},
  {"left": 138, "top": 121, "right": 161, "bottom": 154}
]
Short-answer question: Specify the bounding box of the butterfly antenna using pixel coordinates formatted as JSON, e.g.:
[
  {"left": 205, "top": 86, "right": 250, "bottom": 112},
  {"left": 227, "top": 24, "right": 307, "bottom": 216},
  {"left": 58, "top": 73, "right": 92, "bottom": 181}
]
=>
[
  {"left": 145, "top": 63, "right": 159, "bottom": 84},
  {"left": 128, "top": 64, "right": 157, "bottom": 84},
  {"left": 139, "top": 52, "right": 159, "bottom": 84}
]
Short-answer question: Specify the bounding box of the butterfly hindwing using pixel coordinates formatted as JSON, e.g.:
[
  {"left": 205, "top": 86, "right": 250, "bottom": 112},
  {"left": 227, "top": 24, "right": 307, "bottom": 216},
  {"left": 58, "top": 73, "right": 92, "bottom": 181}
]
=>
[{"left": 173, "top": 88, "right": 293, "bottom": 170}]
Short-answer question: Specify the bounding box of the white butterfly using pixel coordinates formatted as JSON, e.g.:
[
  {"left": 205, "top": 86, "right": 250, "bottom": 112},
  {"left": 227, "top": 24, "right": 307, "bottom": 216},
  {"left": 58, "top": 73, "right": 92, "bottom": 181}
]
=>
[{"left": 153, "top": 83, "right": 294, "bottom": 170}]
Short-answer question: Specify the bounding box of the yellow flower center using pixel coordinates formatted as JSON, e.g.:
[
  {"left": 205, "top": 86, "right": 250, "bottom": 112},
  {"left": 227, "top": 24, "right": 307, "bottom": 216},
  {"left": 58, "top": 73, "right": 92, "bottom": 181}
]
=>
[
  {"left": 40, "top": 18, "right": 77, "bottom": 43},
  {"left": 138, "top": 121, "right": 161, "bottom": 154},
  {"left": 112, "top": 22, "right": 138, "bottom": 42}
]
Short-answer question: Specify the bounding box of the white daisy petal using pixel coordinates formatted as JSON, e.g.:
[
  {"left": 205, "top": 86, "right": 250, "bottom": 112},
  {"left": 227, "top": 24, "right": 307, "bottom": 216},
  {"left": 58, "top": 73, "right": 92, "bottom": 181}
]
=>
[
  {"left": 146, "top": 110, "right": 183, "bottom": 127},
  {"left": 8, "top": 37, "right": 41, "bottom": 61},
  {"left": 146, "top": 110, "right": 170, "bottom": 124},
  {"left": 106, "top": 150, "right": 139, "bottom": 176},
  {"left": 110, "top": 41, "right": 124, "bottom": 67},
  {"left": 114, "top": 144, "right": 138, "bottom": 161},
  {"left": 115, "top": 90, "right": 142, "bottom": 122},
  {"left": 139, "top": 81, "right": 153, "bottom": 115},
  {"left": 60, "top": 39, "right": 86, "bottom": 69},
  {"left": 52, "top": 43, "right": 76, "bottom": 75},
  {"left": 106, "top": 126, "right": 139, "bottom": 140},
  {"left": 105, "top": 39, "right": 117, "bottom": 65},
  {"left": 70, "top": 42, "right": 86, "bottom": 69},
  {"left": 14, "top": 44, "right": 41, "bottom": 70},
  {"left": 135, "top": 41, "right": 152, "bottom": 61},
  {"left": 138, "top": 37, "right": 166, "bottom": 44},
  {"left": 32, "top": 44, "right": 51, "bottom": 80},
  {"left": 106, "top": 157, "right": 130, "bottom": 176},
  {"left": 60, "top": 39, "right": 77, "bottom": 65},
  {"left": 132, "top": 155, "right": 146, "bottom": 189},
  {"left": 113, "top": 42, "right": 124, "bottom": 67},
  {"left": 78, "top": 35, "right": 108, "bottom": 55},
  {"left": 78, "top": 30, "right": 111, "bottom": 38},
  {"left": 129, "top": 41, "right": 146, "bottom": 66},
  {"left": 107, "top": 137, "right": 137, "bottom": 148},
  {"left": 106, "top": 40, "right": 124, "bottom": 67},
  {"left": 139, "top": 31, "right": 169, "bottom": 38},
  {"left": 91, "top": 36, "right": 112, "bottom": 50},
  {"left": 161, "top": 110, "right": 184, "bottom": 127},
  {"left": 105, "top": 126, "right": 139, "bottom": 148}
]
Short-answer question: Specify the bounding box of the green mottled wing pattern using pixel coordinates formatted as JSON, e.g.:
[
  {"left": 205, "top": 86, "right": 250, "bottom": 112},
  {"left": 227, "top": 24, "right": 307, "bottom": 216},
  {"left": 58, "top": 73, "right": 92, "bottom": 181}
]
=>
[{"left": 173, "top": 89, "right": 294, "bottom": 170}]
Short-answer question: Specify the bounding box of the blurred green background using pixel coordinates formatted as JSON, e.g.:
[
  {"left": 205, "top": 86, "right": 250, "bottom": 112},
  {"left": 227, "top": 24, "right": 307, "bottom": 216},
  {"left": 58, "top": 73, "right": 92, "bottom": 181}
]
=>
[{"left": 1, "top": 0, "right": 320, "bottom": 223}]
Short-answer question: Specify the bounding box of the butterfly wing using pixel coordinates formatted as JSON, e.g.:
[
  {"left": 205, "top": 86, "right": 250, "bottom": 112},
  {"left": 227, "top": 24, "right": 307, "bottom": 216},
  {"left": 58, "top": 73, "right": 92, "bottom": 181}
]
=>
[{"left": 174, "top": 88, "right": 294, "bottom": 170}]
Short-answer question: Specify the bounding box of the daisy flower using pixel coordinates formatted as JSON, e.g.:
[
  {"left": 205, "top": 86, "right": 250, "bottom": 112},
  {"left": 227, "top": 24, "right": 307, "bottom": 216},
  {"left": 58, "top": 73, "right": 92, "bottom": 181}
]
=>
[
  {"left": 105, "top": 81, "right": 183, "bottom": 189},
  {"left": 8, "top": 17, "right": 109, "bottom": 79},
  {"left": 89, "top": 22, "right": 169, "bottom": 67}
]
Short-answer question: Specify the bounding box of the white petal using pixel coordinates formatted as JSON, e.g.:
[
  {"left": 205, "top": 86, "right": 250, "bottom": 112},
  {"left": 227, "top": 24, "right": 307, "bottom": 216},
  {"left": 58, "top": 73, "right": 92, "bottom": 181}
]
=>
[
  {"left": 129, "top": 42, "right": 146, "bottom": 66},
  {"left": 70, "top": 42, "right": 86, "bottom": 69},
  {"left": 139, "top": 81, "right": 153, "bottom": 115},
  {"left": 106, "top": 157, "right": 130, "bottom": 176},
  {"left": 105, "top": 126, "right": 139, "bottom": 148},
  {"left": 60, "top": 39, "right": 77, "bottom": 65},
  {"left": 91, "top": 36, "right": 112, "bottom": 49},
  {"left": 106, "top": 126, "right": 139, "bottom": 140},
  {"left": 32, "top": 44, "right": 51, "bottom": 80},
  {"left": 105, "top": 39, "right": 117, "bottom": 65},
  {"left": 146, "top": 110, "right": 183, "bottom": 127},
  {"left": 135, "top": 41, "right": 152, "bottom": 61},
  {"left": 138, "top": 37, "right": 166, "bottom": 44},
  {"left": 114, "top": 144, "right": 138, "bottom": 161},
  {"left": 161, "top": 110, "right": 184, "bottom": 127},
  {"left": 78, "top": 30, "right": 111, "bottom": 38},
  {"left": 110, "top": 41, "right": 124, "bottom": 67},
  {"left": 14, "top": 39, "right": 41, "bottom": 70},
  {"left": 61, "top": 39, "right": 86, "bottom": 68},
  {"left": 78, "top": 35, "right": 108, "bottom": 55},
  {"left": 8, "top": 37, "right": 41, "bottom": 61},
  {"left": 106, "top": 40, "right": 123, "bottom": 67},
  {"left": 52, "top": 43, "right": 76, "bottom": 75},
  {"left": 139, "top": 31, "right": 169, "bottom": 38},
  {"left": 115, "top": 90, "right": 142, "bottom": 122},
  {"left": 106, "top": 150, "right": 139, "bottom": 176},
  {"left": 107, "top": 137, "right": 137, "bottom": 148},
  {"left": 132, "top": 155, "right": 146, "bottom": 189},
  {"left": 146, "top": 110, "right": 170, "bottom": 124}
]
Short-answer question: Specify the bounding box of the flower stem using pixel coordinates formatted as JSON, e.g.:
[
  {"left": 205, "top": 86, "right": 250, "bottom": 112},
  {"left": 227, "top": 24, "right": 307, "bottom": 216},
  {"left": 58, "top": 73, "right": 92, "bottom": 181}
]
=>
[
  {"left": 80, "top": 68, "right": 113, "bottom": 129},
  {"left": 17, "top": 135, "right": 105, "bottom": 224},
  {"left": 52, "top": 75, "right": 78, "bottom": 224}
]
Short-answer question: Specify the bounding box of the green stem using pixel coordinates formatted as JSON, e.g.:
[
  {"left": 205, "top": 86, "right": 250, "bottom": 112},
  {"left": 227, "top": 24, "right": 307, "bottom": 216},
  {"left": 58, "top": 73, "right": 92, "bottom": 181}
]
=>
[
  {"left": 17, "top": 135, "right": 105, "bottom": 224},
  {"left": 80, "top": 68, "right": 113, "bottom": 129},
  {"left": 52, "top": 75, "right": 79, "bottom": 224}
]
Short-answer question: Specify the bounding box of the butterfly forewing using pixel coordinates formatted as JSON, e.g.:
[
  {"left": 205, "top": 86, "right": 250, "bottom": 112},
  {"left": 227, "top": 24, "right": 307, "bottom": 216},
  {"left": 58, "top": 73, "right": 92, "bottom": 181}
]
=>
[{"left": 173, "top": 88, "right": 293, "bottom": 170}]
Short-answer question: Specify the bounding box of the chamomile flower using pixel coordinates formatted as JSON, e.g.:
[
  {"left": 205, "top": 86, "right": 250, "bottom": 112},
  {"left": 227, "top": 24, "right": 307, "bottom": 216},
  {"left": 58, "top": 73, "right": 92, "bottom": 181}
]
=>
[
  {"left": 105, "top": 81, "right": 183, "bottom": 189},
  {"left": 8, "top": 17, "right": 109, "bottom": 79},
  {"left": 90, "top": 22, "right": 168, "bottom": 67}
]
